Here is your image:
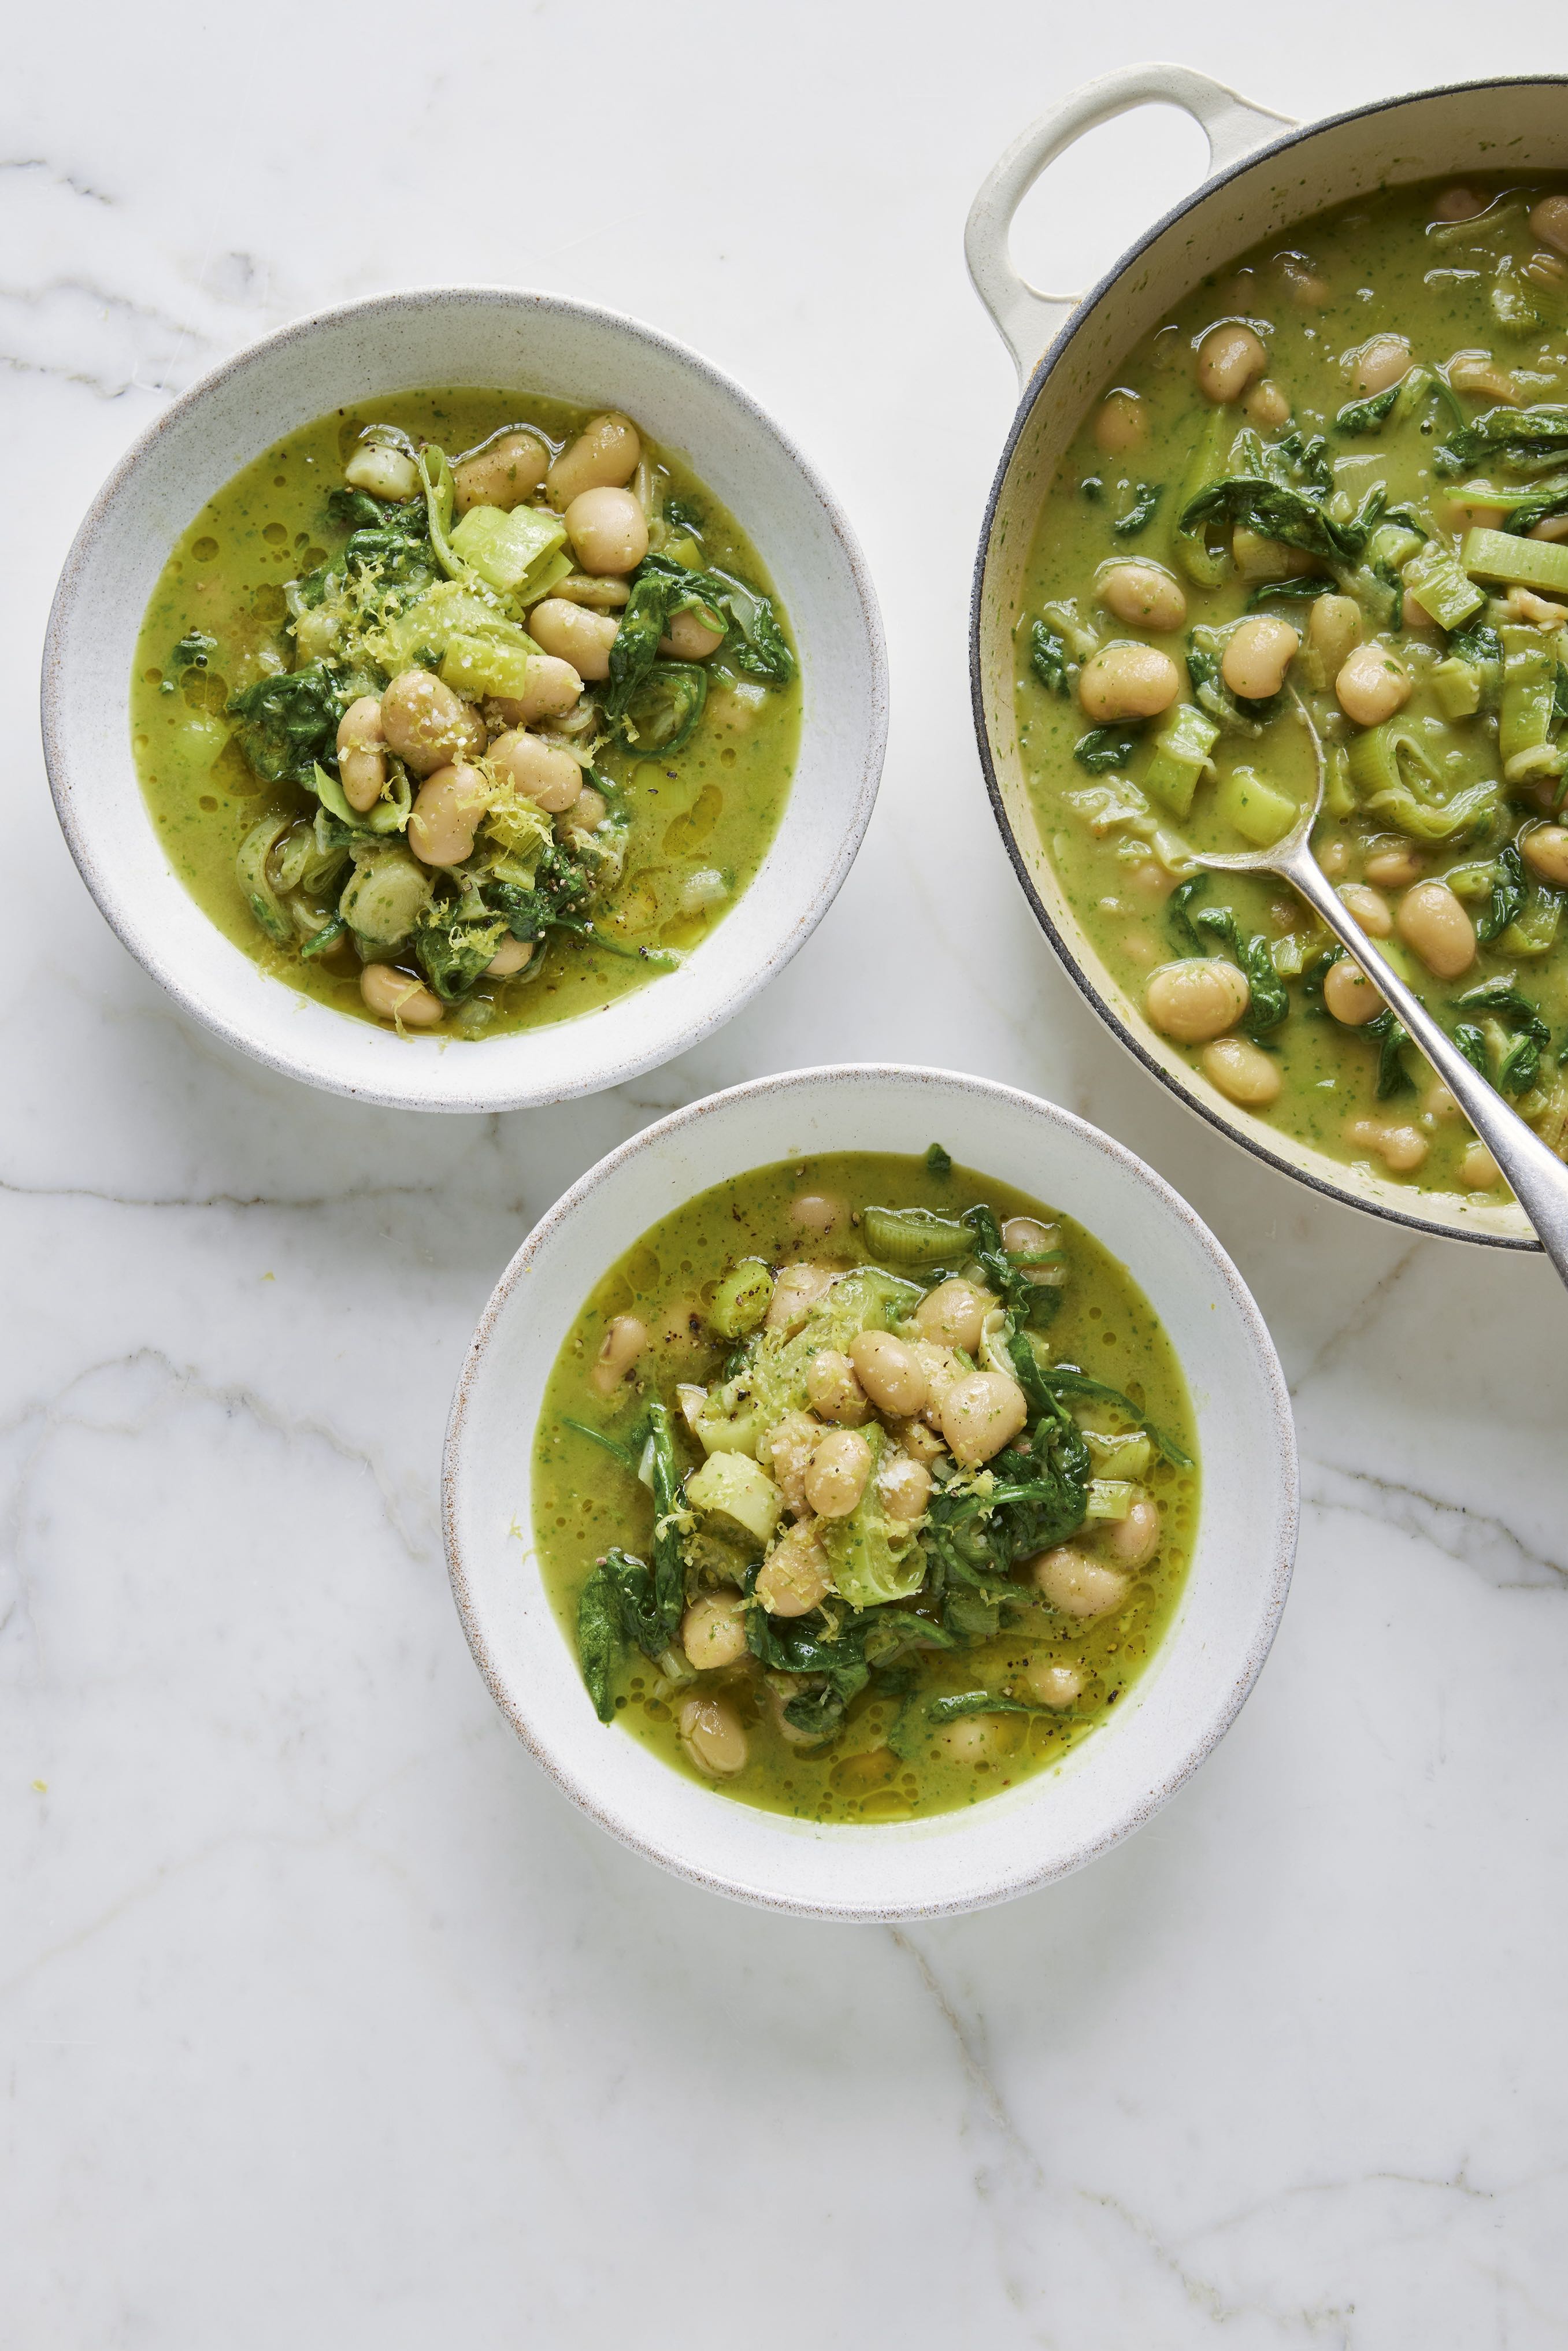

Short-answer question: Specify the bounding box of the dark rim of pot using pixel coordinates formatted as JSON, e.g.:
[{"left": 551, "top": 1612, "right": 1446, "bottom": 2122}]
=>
[{"left": 969, "top": 72, "right": 1568, "bottom": 1254}]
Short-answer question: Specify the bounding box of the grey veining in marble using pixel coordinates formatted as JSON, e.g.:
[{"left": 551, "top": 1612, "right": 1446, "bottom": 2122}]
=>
[{"left": 3, "top": 3, "right": 1567, "bottom": 2343}]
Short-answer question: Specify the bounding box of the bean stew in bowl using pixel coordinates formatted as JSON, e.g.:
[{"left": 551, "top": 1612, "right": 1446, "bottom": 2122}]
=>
[
  {"left": 45, "top": 288, "right": 885, "bottom": 1112},
  {"left": 969, "top": 71, "right": 1568, "bottom": 1245},
  {"left": 136, "top": 393, "right": 798, "bottom": 1040},
  {"left": 444, "top": 1067, "right": 1295, "bottom": 1917},
  {"left": 536, "top": 1149, "right": 1199, "bottom": 1824},
  {"left": 1015, "top": 178, "right": 1568, "bottom": 1204}
]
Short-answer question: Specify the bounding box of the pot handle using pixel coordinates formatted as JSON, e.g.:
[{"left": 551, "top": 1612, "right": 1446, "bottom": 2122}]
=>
[{"left": 966, "top": 64, "right": 1296, "bottom": 385}]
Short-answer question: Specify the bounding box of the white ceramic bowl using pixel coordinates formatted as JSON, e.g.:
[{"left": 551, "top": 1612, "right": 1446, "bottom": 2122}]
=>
[
  {"left": 42, "top": 289, "right": 886, "bottom": 1113},
  {"left": 443, "top": 1065, "right": 1298, "bottom": 1919}
]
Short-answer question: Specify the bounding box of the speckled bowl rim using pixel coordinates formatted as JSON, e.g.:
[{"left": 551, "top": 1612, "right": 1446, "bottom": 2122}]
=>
[
  {"left": 970, "top": 73, "right": 1568, "bottom": 1254},
  {"left": 442, "top": 1063, "right": 1299, "bottom": 1919},
  {"left": 40, "top": 284, "right": 888, "bottom": 1114}
]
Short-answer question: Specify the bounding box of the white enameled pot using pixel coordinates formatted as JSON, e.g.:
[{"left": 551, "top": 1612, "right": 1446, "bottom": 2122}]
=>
[
  {"left": 442, "top": 1065, "right": 1296, "bottom": 1920},
  {"left": 967, "top": 69, "right": 1568, "bottom": 1251},
  {"left": 42, "top": 290, "right": 886, "bottom": 1114}
]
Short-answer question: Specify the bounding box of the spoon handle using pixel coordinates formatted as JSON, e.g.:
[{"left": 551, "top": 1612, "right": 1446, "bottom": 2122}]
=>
[{"left": 1278, "top": 840, "right": 1568, "bottom": 1288}]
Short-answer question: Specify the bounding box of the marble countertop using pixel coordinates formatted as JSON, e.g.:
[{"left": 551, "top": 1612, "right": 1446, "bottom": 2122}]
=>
[{"left": 5, "top": 5, "right": 1567, "bottom": 2344}]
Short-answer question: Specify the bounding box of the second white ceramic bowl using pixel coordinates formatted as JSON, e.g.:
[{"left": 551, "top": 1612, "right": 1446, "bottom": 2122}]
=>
[
  {"left": 42, "top": 288, "right": 887, "bottom": 1113},
  {"left": 443, "top": 1065, "right": 1298, "bottom": 1919}
]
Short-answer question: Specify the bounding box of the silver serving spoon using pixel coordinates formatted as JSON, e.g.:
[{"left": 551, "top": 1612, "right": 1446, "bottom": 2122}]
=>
[{"left": 1187, "top": 696, "right": 1568, "bottom": 1287}]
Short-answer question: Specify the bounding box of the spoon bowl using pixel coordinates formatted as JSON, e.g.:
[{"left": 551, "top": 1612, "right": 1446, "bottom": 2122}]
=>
[{"left": 1190, "top": 698, "right": 1568, "bottom": 1288}]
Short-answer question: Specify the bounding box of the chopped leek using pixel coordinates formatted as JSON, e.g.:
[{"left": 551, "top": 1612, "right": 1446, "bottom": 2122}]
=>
[
  {"left": 1430, "top": 656, "right": 1483, "bottom": 720},
  {"left": 339, "top": 851, "right": 433, "bottom": 946},
  {"left": 1499, "top": 626, "right": 1567, "bottom": 783},
  {"left": 1462, "top": 526, "right": 1568, "bottom": 595},
  {"left": 1500, "top": 884, "right": 1565, "bottom": 957},
  {"left": 685, "top": 1451, "right": 784, "bottom": 1545},
  {"left": 1171, "top": 409, "right": 1235, "bottom": 587},
  {"left": 1363, "top": 781, "right": 1499, "bottom": 843},
  {"left": 1348, "top": 724, "right": 1500, "bottom": 836},
  {"left": 439, "top": 629, "right": 542, "bottom": 702},
  {"left": 309, "top": 759, "right": 411, "bottom": 837},
  {"left": 1401, "top": 540, "right": 1485, "bottom": 629},
  {"left": 1139, "top": 702, "right": 1219, "bottom": 818},
  {"left": 366, "top": 579, "right": 531, "bottom": 672},
  {"left": 522, "top": 548, "right": 575, "bottom": 606},
  {"left": 1345, "top": 721, "right": 1443, "bottom": 801},
  {"left": 1215, "top": 763, "right": 1299, "bottom": 846},
  {"left": 1367, "top": 520, "right": 1425, "bottom": 573},
  {"left": 1324, "top": 744, "right": 1356, "bottom": 818},
  {"left": 450, "top": 503, "right": 568, "bottom": 599},
  {"left": 1083, "top": 1429, "right": 1152, "bottom": 1480},
  {"left": 417, "top": 444, "right": 464, "bottom": 581},
  {"left": 1231, "top": 526, "right": 1314, "bottom": 583},
  {"left": 1446, "top": 856, "right": 1506, "bottom": 906},
  {"left": 235, "top": 818, "right": 294, "bottom": 946},
  {"left": 860, "top": 1206, "right": 970, "bottom": 1266}
]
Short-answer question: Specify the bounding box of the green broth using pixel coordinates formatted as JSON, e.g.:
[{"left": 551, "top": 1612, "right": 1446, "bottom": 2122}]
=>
[
  {"left": 533, "top": 1151, "right": 1199, "bottom": 1825},
  {"left": 131, "top": 390, "right": 798, "bottom": 1038},
  {"left": 1015, "top": 178, "right": 1568, "bottom": 1193}
]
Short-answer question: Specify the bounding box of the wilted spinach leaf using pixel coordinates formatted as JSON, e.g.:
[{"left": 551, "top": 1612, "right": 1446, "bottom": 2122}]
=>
[
  {"left": 1452, "top": 1022, "right": 1491, "bottom": 1077},
  {"left": 1366, "top": 1007, "right": 1415, "bottom": 1098},
  {"left": 576, "top": 1547, "right": 668, "bottom": 1722},
  {"left": 1452, "top": 976, "right": 1550, "bottom": 1095},
  {"left": 1166, "top": 873, "right": 1208, "bottom": 955},
  {"left": 1477, "top": 843, "right": 1527, "bottom": 944},
  {"left": 1192, "top": 904, "right": 1289, "bottom": 1036},
  {"left": 926, "top": 1691, "right": 1037, "bottom": 1725},
  {"left": 1074, "top": 725, "right": 1141, "bottom": 773},
  {"left": 1112, "top": 483, "right": 1162, "bottom": 537},
  {"left": 1029, "top": 620, "right": 1074, "bottom": 695},
  {"left": 227, "top": 663, "right": 349, "bottom": 787},
  {"left": 621, "top": 662, "right": 708, "bottom": 753},
  {"left": 962, "top": 1202, "right": 1062, "bottom": 1328},
  {"left": 414, "top": 906, "right": 506, "bottom": 1003},
  {"left": 1179, "top": 424, "right": 1390, "bottom": 563},
  {"left": 747, "top": 1608, "right": 873, "bottom": 1740},
  {"left": 1435, "top": 403, "right": 1568, "bottom": 476},
  {"left": 1334, "top": 384, "right": 1402, "bottom": 436},
  {"left": 1448, "top": 621, "right": 1503, "bottom": 669},
  {"left": 569, "top": 1402, "right": 689, "bottom": 1719},
  {"left": 1245, "top": 576, "right": 1335, "bottom": 611},
  {"left": 1032, "top": 1366, "right": 1193, "bottom": 1469}
]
